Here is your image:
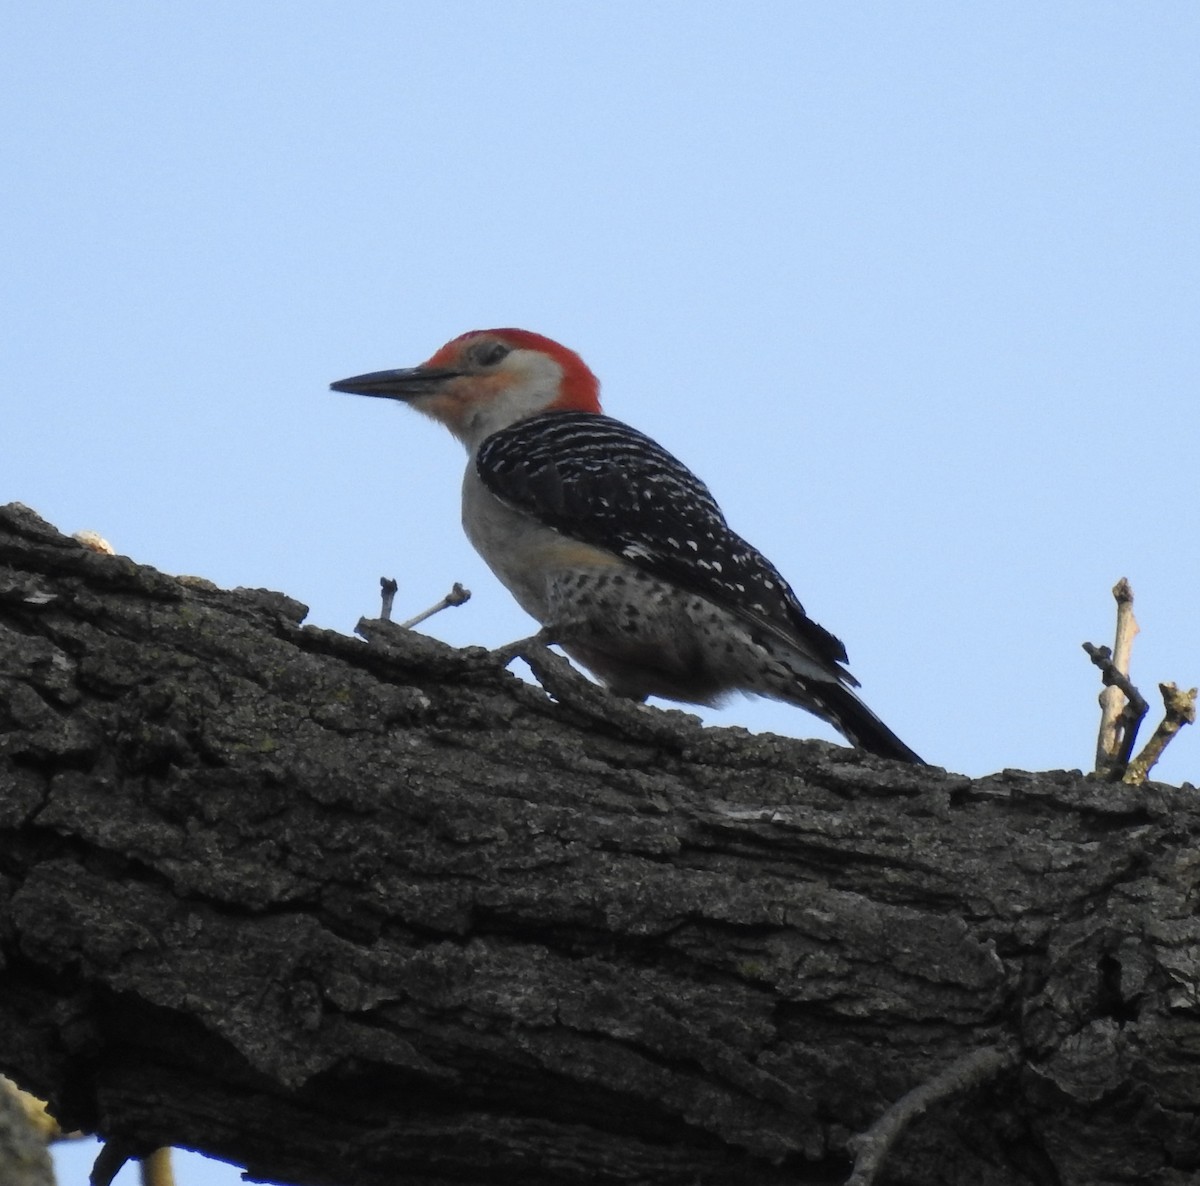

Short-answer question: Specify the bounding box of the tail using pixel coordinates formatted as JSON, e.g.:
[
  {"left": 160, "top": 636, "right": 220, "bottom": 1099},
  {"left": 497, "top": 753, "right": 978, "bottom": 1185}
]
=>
[{"left": 806, "top": 682, "right": 925, "bottom": 764}]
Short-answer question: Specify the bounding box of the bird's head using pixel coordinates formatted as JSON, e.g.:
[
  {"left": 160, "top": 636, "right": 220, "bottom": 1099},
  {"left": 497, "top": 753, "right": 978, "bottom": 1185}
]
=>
[{"left": 331, "top": 329, "right": 601, "bottom": 448}]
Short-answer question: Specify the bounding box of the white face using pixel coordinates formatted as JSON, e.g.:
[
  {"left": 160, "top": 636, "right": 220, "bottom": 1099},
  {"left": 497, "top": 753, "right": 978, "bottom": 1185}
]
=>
[{"left": 457, "top": 348, "right": 565, "bottom": 446}]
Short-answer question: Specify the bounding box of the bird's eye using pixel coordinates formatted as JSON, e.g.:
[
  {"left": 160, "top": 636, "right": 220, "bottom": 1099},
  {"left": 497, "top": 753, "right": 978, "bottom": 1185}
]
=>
[{"left": 477, "top": 342, "right": 511, "bottom": 367}]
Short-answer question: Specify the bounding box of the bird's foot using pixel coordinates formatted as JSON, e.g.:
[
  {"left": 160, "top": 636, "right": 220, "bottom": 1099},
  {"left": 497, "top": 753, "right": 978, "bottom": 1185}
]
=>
[
  {"left": 495, "top": 632, "right": 703, "bottom": 746},
  {"left": 489, "top": 626, "right": 559, "bottom": 670}
]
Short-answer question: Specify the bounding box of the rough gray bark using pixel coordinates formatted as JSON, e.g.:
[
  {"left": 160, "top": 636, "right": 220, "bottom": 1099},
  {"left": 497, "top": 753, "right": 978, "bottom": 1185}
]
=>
[{"left": 1, "top": 500, "right": 1198, "bottom": 1186}]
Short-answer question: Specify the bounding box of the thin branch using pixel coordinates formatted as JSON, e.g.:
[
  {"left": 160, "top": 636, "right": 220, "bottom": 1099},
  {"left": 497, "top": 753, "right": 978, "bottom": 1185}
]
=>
[
  {"left": 399, "top": 582, "right": 471, "bottom": 629},
  {"left": 1082, "top": 642, "right": 1150, "bottom": 780},
  {"left": 90, "top": 1141, "right": 133, "bottom": 1186},
  {"left": 1122, "top": 682, "right": 1198, "bottom": 787},
  {"left": 140, "top": 1148, "right": 175, "bottom": 1186},
  {"left": 1091, "top": 579, "right": 1140, "bottom": 776},
  {"left": 844, "top": 1045, "right": 1017, "bottom": 1186}
]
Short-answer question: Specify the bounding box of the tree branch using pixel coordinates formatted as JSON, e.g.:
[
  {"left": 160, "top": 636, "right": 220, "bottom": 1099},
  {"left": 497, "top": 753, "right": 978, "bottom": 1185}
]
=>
[
  {"left": 845, "top": 1045, "right": 1017, "bottom": 1186},
  {"left": 1087, "top": 578, "right": 1142, "bottom": 777},
  {"left": 1082, "top": 641, "right": 1149, "bottom": 777},
  {"left": 1123, "top": 682, "right": 1197, "bottom": 786},
  {"left": 2, "top": 502, "right": 1200, "bottom": 1186}
]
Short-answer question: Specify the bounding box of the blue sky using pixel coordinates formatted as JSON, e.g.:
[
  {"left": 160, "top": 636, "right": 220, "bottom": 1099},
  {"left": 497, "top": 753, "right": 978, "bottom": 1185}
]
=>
[{"left": 5, "top": 4, "right": 1198, "bottom": 1183}]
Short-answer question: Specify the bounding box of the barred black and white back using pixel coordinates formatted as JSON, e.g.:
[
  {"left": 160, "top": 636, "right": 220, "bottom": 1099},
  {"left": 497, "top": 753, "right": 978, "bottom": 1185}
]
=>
[{"left": 475, "top": 411, "right": 922, "bottom": 763}]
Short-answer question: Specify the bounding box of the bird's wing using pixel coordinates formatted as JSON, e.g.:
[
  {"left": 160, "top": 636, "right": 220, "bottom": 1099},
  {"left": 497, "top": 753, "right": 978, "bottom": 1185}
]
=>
[{"left": 475, "top": 412, "right": 854, "bottom": 682}]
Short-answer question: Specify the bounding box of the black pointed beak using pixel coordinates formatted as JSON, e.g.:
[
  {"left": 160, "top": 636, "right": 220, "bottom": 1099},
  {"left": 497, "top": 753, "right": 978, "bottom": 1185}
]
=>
[{"left": 329, "top": 366, "right": 461, "bottom": 401}]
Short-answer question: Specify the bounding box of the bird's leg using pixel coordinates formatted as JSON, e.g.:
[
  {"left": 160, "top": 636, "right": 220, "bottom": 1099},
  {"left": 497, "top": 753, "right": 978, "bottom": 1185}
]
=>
[
  {"left": 491, "top": 625, "right": 687, "bottom": 742},
  {"left": 490, "top": 625, "right": 616, "bottom": 706},
  {"left": 519, "top": 640, "right": 706, "bottom": 749},
  {"left": 489, "top": 625, "right": 560, "bottom": 670}
]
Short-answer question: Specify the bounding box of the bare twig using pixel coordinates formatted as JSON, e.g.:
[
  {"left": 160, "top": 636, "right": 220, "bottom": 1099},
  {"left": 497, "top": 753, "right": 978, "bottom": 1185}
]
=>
[
  {"left": 1082, "top": 642, "right": 1149, "bottom": 779},
  {"left": 399, "top": 583, "right": 471, "bottom": 630},
  {"left": 1089, "top": 579, "right": 1141, "bottom": 776},
  {"left": 90, "top": 1141, "right": 133, "bottom": 1186},
  {"left": 1122, "top": 682, "right": 1197, "bottom": 786},
  {"left": 845, "top": 1045, "right": 1017, "bottom": 1186},
  {"left": 379, "top": 577, "right": 398, "bottom": 622},
  {"left": 140, "top": 1148, "right": 175, "bottom": 1186}
]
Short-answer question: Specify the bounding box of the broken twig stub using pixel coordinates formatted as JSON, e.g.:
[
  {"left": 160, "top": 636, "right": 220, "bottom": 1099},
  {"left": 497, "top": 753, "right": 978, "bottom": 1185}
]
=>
[
  {"left": 1092, "top": 578, "right": 1140, "bottom": 776},
  {"left": 379, "top": 577, "right": 399, "bottom": 622},
  {"left": 1122, "top": 682, "right": 1197, "bottom": 786}
]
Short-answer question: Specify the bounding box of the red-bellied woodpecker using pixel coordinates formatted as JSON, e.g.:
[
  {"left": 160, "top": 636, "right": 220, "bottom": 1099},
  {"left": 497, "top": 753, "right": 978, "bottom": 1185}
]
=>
[{"left": 332, "top": 329, "right": 923, "bottom": 764}]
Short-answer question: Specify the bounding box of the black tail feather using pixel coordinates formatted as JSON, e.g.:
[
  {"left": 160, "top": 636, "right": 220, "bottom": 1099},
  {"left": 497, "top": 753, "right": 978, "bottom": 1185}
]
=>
[{"left": 810, "top": 683, "right": 924, "bottom": 764}]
